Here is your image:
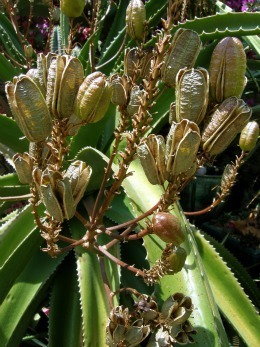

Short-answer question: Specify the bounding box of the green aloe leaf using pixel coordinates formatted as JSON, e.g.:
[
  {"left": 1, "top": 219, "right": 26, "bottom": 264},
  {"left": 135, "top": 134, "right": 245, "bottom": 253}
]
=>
[
  {"left": 0, "top": 248, "right": 65, "bottom": 347},
  {"left": 70, "top": 217, "right": 109, "bottom": 347},
  {"left": 194, "top": 229, "right": 260, "bottom": 346},
  {"left": 0, "top": 114, "right": 29, "bottom": 158},
  {"left": 171, "top": 12, "right": 260, "bottom": 41},
  {"left": 122, "top": 159, "right": 229, "bottom": 346},
  {"left": 0, "top": 53, "right": 22, "bottom": 80},
  {"left": 48, "top": 253, "right": 82, "bottom": 347},
  {"left": 0, "top": 205, "right": 42, "bottom": 303},
  {"left": 0, "top": 173, "right": 30, "bottom": 199}
]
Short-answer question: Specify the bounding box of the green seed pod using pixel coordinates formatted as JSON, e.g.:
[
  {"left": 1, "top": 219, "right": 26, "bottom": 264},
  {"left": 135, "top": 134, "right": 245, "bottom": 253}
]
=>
[
  {"left": 56, "top": 177, "right": 76, "bottom": 220},
  {"left": 110, "top": 74, "right": 127, "bottom": 106},
  {"left": 75, "top": 71, "right": 112, "bottom": 122},
  {"left": 5, "top": 76, "right": 52, "bottom": 142},
  {"left": 161, "top": 29, "right": 201, "bottom": 88},
  {"left": 13, "top": 153, "right": 33, "bottom": 184},
  {"left": 126, "top": 0, "right": 146, "bottom": 41},
  {"left": 46, "top": 55, "right": 84, "bottom": 119},
  {"left": 126, "top": 85, "right": 144, "bottom": 115},
  {"left": 202, "top": 97, "right": 252, "bottom": 156},
  {"left": 209, "top": 37, "right": 247, "bottom": 103},
  {"left": 60, "top": 0, "right": 85, "bottom": 18},
  {"left": 24, "top": 44, "right": 34, "bottom": 59},
  {"left": 175, "top": 68, "right": 209, "bottom": 125},
  {"left": 124, "top": 48, "right": 140, "bottom": 79},
  {"left": 239, "top": 121, "right": 259, "bottom": 152},
  {"left": 166, "top": 247, "right": 187, "bottom": 274},
  {"left": 166, "top": 120, "right": 200, "bottom": 180},
  {"left": 152, "top": 212, "right": 185, "bottom": 245},
  {"left": 64, "top": 160, "right": 92, "bottom": 205},
  {"left": 137, "top": 134, "right": 166, "bottom": 185}
]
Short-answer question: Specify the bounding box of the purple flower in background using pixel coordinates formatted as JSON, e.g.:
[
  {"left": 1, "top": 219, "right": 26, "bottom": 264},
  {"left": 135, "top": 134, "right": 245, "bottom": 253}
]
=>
[{"left": 225, "top": 0, "right": 257, "bottom": 11}]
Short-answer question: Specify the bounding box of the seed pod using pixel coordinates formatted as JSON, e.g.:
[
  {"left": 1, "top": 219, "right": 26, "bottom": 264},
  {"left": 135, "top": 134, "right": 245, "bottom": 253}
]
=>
[
  {"left": 126, "top": 0, "right": 146, "bottom": 41},
  {"left": 5, "top": 76, "right": 52, "bottom": 142},
  {"left": 166, "top": 247, "right": 187, "bottom": 274},
  {"left": 152, "top": 212, "right": 185, "bottom": 245},
  {"left": 24, "top": 44, "right": 34, "bottom": 59},
  {"left": 13, "top": 153, "right": 33, "bottom": 184},
  {"left": 64, "top": 160, "right": 92, "bottom": 205},
  {"left": 175, "top": 68, "right": 209, "bottom": 125},
  {"left": 110, "top": 74, "right": 127, "bottom": 106},
  {"left": 161, "top": 293, "right": 193, "bottom": 324},
  {"left": 161, "top": 29, "right": 201, "bottom": 88},
  {"left": 60, "top": 0, "right": 85, "bottom": 18},
  {"left": 41, "top": 170, "right": 76, "bottom": 222},
  {"left": 140, "top": 47, "right": 155, "bottom": 80},
  {"left": 124, "top": 48, "right": 140, "bottom": 79},
  {"left": 75, "top": 71, "right": 112, "bottom": 122},
  {"left": 209, "top": 37, "right": 247, "bottom": 103},
  {"left": 127, "top": 85, "right": 144, "bottom": 115},
  {"left": 239, "top": 121, "right": 259, "bottom": 152},
  {"left": 202, "top": 97, "right": 252, "bottom": 156},
  {"left": 137, "top": 134, "right": 166, "bottom": 185},
  {"left": 46, "top": 55, "right": 84, "bottom": 119},
  {"left": 166, "top": 120, "right": 200, "bottom": 180}
]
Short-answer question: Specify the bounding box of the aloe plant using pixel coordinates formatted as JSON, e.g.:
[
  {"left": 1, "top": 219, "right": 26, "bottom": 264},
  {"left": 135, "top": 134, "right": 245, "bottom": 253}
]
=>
[{"left": 0, "top": 1, "right": 259, "bottom": 346}]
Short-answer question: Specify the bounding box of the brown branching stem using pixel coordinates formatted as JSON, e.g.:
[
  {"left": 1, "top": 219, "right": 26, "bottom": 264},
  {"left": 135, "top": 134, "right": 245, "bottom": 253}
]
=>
[{"left": 94, "top": 244, "right": 145, "bottom": 278}]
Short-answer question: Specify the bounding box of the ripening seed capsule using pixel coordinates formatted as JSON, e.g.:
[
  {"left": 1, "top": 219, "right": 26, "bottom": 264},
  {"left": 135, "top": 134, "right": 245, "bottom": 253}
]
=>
[
  {"left": 152, "top": 212, "right": 185, "bottom": 245},
  {"left": 126, "top": 0, "right": 146, "bottom": 41},
  {"left": 60, "top": 0, "right": 85, "bottom": 18},
  {"left": 239, "top": 121, "right": 259, "bottom": 152}
]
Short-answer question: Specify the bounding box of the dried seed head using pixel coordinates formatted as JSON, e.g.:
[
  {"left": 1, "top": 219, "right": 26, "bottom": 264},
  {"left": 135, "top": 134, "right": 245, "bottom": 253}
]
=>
[
  {"left": 126, "top": 0, "right": 146, "bottom": 41},
  {"left": 60, "top": 0, "right": 85, "bottom": 18},
  {"left": 161, "top": 29, "right": 201, "bottom": 88},
  {"left": 6, "top": 76, "right": 52, "bottom": 142},
  {"left": 209, "top": 37, "right": 247, "bottom": 103},
  {"left": 110, "top": 74, "right": 127, "bottom": 106},
  {"left": 46, "top": 55, "right": 84, "bottom": 119},
  {"left": 152, "top": 212, "right": 185, "bottom": 245},
  {"left": 106, "top": 306, "right": 150, "bottom": 347},
  {"left": 175, "top": 68, "right": 209, "bottom": 125},
  {"left": 75, "top": 71, "right": 112, "bottom": 122},
  {"left": 13, "top": 153, "right": 33, "bottom": 184},
  {"left": 161, "top": 293, "right": 193, "bottom": 326},
  {"left": 202, "top": 97, "right": 252, "bottom": 156},
  {"left": 166, "top": 120, "right": 200, "bottom": 180},
  {"left": 239, "top": 121, "right": 259, "bottom": 152},
  {"left": 137, "top": 134, "right": 166, "bottom": 185}
]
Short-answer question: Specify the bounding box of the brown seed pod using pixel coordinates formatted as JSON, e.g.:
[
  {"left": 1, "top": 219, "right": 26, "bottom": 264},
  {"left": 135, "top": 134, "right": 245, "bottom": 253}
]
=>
[
  {"left": 152, "top": 212, "right": 185, "bottom": 245},
  {"left": 209, "top": 37, "right": 247, "bottom": 103},
  {"left": 161, "top": 29, "right": 201, "bottom": 88}
]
